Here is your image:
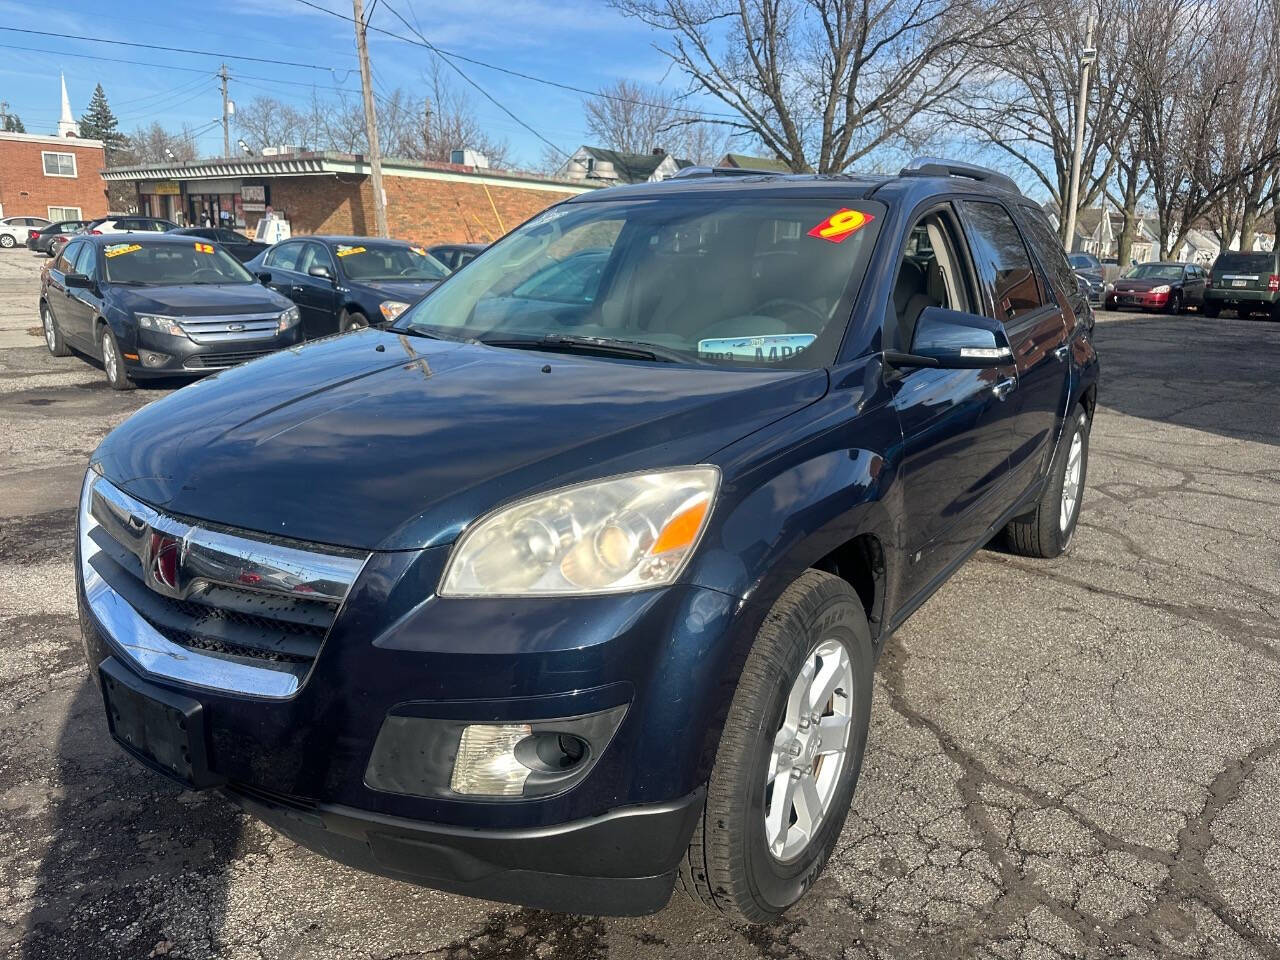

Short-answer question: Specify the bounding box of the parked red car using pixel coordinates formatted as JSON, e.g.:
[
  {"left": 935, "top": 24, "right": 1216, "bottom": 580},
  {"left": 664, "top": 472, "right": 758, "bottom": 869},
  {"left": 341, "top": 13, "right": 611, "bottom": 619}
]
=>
[{"left": 1105, "top": 261, "right": 1208, "bottom": 313}]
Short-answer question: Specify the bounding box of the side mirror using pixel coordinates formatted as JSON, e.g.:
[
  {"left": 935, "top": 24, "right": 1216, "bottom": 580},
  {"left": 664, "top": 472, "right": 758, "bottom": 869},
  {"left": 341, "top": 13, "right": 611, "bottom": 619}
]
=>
[
  {"left": 308, "top": 265, "right": 334, "bottom": 281},
  {"left": 64, "top": 273, "right": 94, "bottom": 290},
  {"left": 889, "top": 306, "right": 1013, "bottom": 369},
  {"left": 255, "top": 271, "right": 272, "bottom": 285}
]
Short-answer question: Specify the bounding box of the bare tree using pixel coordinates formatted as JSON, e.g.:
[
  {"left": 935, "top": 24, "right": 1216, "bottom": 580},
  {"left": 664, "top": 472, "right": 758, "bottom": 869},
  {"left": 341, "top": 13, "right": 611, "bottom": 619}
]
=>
[
  {"left": 414, "top": 58, "right": 512, "bottom": 168},
  {"left": 123, "top": 122, "right": 200, "bottom": 164},
  {"left": 948, "top": 0, "right": 1134, "bottom": 242},
  {"left": 234, "top": 95, "right": 314, "bottom": 151},
  {"left": 582, "top": 79, "right": 733, "bottom": 163},
  {"left": 1105, "top": 124, "right": 1149, "bottom": 266},
  {"left": 608, "top": 0, "right": 1030, "bottom": 173}
]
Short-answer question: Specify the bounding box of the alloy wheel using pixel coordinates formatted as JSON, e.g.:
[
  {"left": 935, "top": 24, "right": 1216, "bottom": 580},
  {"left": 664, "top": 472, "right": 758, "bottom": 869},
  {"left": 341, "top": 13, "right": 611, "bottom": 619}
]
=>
[
  {"left": 42, "top": 307, "right": 56, "bottom": 352},
  {"left": 764, "top": 638, "right": 854, "bottom": 861},
  {"left": 1060, "top": 431, "right": 1084, "bottom": 532},
  {"left": 102, "top": 334, "right": 119, "bottom": 383}
]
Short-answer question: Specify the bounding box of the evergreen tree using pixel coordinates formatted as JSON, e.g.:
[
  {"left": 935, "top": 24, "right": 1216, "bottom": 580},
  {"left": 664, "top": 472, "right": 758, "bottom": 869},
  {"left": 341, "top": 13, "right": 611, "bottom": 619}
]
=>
[
  {"left": 79, "top": 84, "right": 123, "bottom": 154},
  {"left": 1, "top": 112, "right": 24, "bottom": 133}
]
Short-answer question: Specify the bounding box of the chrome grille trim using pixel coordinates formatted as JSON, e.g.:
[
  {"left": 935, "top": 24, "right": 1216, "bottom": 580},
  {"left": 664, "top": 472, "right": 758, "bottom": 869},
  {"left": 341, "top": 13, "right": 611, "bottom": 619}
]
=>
[
  {"left": 178, "top": 313, "right": 281, "bottom": 344},
  {"left": 78, "top": 471, "right": 369, "bottom": 698}
]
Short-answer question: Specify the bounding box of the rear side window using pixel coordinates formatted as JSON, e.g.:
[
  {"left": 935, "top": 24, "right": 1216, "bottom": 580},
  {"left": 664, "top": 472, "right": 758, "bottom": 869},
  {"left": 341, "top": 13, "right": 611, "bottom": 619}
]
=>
[
  {"left": 960, "top": 200, "right": 1044, "bottom": 321},
  {"left": 1018, "top": 206, "right": 1080, "bottom": 308},
  {"left": 74, "top": 243, "right": 98, "bottom": 278},
  {"left": 266, "top": 242, "right": 303, "bottom": 271},
  {"left": 55, "top": 242, "right": 80, "bottom": 273},
  {"left": 1214, "top": 253, "right": 1274, "bottom": 274}
]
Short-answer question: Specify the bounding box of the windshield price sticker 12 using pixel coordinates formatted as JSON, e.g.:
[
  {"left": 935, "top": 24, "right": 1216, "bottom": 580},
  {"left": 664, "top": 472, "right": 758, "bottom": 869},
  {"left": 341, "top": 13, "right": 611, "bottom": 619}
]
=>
[
  {"left": 193, "top": 242, "right": 215, "bottom": 254},
  {"left": 807, "top": 209, "right": 874, "bottom": 244}
]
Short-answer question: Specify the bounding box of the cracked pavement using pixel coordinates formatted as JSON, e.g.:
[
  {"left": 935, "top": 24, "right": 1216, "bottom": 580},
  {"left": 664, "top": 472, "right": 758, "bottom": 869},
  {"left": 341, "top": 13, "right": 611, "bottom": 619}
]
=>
[{"left": 1, "top": 247, "right": 1277, "bottom": 958}]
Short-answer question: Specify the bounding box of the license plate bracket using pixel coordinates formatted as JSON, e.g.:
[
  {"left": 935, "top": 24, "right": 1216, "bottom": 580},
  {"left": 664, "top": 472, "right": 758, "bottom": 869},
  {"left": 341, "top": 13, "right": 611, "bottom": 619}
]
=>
[
  {"left": 1232, "top": 279, "right": 1247, "bottom": 287},
  {"left": 99, "top": 657, "right": 224, "bottom": 789}
]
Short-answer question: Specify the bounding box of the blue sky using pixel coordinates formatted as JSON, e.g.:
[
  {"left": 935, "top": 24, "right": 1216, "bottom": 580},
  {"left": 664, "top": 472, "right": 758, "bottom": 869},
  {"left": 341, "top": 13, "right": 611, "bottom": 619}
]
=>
[{"left": 0, "top": 0, "right": 706, "bottom": 169}]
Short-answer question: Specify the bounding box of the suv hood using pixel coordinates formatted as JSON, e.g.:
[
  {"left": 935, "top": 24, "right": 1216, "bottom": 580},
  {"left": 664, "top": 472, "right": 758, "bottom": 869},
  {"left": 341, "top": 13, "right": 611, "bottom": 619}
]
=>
[
  {"left": 111, "top": 283, "right": 292, "bottom": 316},
  {"left": 93, "top": 330, "right": 827, "bottom": 551}
]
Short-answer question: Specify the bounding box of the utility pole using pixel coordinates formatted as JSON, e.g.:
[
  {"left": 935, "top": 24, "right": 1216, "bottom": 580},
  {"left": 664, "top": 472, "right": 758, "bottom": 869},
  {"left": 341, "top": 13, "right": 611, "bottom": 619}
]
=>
[
  {"left": 1063, "top": 15, "right": 1097, "bottom": 251},
  {"left": 220, "top": 64, "right": 231, "bottom": 158},
  {"left": 352, "top": 0, "right": 389, "bottom": 237}
]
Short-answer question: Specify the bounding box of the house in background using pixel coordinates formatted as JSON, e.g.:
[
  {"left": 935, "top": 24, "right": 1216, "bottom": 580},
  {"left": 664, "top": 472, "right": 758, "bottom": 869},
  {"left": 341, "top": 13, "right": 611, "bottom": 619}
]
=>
[
  {"left": 718, "top": 153, "right": 792, "bottom": 173},
  {"left": 557, "top": 146, "right": 694, "bottom": 185},
  {"left": 0, "top": 75, "right": 107, "bottom": 222}
]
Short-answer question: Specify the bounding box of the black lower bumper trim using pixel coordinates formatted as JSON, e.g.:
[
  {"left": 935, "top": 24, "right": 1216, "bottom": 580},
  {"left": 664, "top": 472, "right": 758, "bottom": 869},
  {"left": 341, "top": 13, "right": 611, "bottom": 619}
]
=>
[{"left": 225, "top": 784, "right": 704, "bottom": 916}]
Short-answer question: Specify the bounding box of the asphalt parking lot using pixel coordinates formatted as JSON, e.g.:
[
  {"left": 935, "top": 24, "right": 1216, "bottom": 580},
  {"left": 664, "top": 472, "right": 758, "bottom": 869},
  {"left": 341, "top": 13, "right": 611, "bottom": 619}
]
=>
[{"left": 1, "top": 246, "right": 1278, "bottom": 960}]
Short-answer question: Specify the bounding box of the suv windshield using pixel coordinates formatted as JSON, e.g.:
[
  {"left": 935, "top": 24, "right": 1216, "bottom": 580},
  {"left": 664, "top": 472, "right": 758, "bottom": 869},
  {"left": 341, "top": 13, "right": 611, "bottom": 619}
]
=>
[
  {"left": 102, "top": 241, "right": 255, "bottom": 285},
  {"left": 396, "top": 197, "right": 883, "bottom": 367},
  {"left": 1124, "top": 263, "right": 1183, "bottom": 281},
  {"left": 335, "top": 242, "right": 450, "bottom": 282},
  {"left": 1069, "top": 254, "right": 1100, "bottom": 270},
  {"left": 1214, "top": 253, "right": 1273, "bottom": 273}
]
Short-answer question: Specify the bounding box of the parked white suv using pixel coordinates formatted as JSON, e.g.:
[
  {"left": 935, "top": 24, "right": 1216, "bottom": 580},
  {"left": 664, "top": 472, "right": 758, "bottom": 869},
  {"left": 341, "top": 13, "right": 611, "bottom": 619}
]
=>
[
  {"left": 84, "top": 217, "right": 178, "bottom": 236},
  {"left": 0, "top": 215, "right": 50, "bottom": 248}
]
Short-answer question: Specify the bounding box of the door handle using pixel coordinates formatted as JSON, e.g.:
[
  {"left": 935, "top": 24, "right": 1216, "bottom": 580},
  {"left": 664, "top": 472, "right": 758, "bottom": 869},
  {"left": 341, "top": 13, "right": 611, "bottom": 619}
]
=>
[
  {"left": 992, "top": 377, "right": 1017, "bottom": 401},
  {"left": 291, "top": 284, "right": 304, "bottom": 294},
  {"left": 1053, "top": 344, "right": 1070, "bottom": 362}
]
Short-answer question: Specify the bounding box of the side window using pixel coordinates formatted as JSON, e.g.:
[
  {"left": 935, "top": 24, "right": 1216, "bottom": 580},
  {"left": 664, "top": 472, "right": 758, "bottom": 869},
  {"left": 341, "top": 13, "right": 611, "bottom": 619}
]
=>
[
  {"left": 890, "top": 210, "right": 972, "bottom": 350},
  {"left": 960, "top": 200, "right": 1044, "bottom": 321},
  {"left": 457, "top": 251, "right": 477, "bottom": 267},
  {"left": 74, "top": 243, "right": 98, "bottom": 279},
  {"left": 298, "top": 242, "right": 335, "bottom": 275},
  {"left": 1018, "top": 206, "right": 1080, "bottom": 310},
  {"left": 266, "top": 242, "right": 302, "bottom": 271},
  {"left": 218, "top": 230, "right": 246, "bottom": 244},
  {"left": 55, "top": 242, "right": 81, "bottom": 274}
]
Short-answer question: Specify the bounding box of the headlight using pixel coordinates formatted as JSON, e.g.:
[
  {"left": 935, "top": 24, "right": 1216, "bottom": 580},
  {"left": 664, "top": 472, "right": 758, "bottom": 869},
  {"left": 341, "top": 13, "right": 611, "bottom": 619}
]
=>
[
  {"left": 136, "top": 314, "right": 186, "bottom": 337},
  {"left": 276, "top": 305, "right": 301, "bottom": 333},
  {"left": 439, "top": 467, "right": 720, "bottom": 597},
  {"left": 1150, "top": 284, "right": 1171, "bottom": 294},
  {"left": 379, "top": 300, "right": 410, "bottom": 321}
]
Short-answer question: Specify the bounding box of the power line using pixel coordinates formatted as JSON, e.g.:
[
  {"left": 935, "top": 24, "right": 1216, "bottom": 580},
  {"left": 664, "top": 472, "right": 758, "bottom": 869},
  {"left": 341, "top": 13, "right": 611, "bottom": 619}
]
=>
[{"left": 289, "top": 0, "right": 741, "bottom": 122}]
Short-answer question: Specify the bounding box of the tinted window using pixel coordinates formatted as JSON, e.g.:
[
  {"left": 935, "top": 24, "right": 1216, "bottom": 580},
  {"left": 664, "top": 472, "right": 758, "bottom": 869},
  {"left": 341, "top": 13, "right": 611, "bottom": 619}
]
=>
[
  {"left": 1124, "top": 263, "right": 1184, "bottom": 281},
  {"left": 334, "top": 242, "right": 449, "bottom": 282},
  {"left": 266, "top": 242, "right": 303, "bottom": 271},
  {"left": 1214, "top": 253, "right": 1274, "bottom": 274},
  {"left": 298, "top": 242, "right": 335, "bottom": 275},
  {"left": 218, "top": 230, "right": 249, "bottom": 244},
  {"left": 961, "top": 200, "right": 1044, "bottom": 320},
  {"left": 74, "top": 243, "right": 98, "bottom": 278},
  {"left": 1019, "top": 206, "right": 1079, "bottom": 308},
  {"left": 55, "top": 242, "right": 81, "bottom": 273},
  {"left": 457, "top": 251, "right": 478, "bottom": 267},
  {"left": 102, "top": 241, "right": 254, "bottom": 285}
]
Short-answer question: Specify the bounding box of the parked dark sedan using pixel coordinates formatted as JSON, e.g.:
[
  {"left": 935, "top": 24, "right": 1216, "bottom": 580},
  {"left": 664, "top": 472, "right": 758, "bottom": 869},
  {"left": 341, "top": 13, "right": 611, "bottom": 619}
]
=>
[
  {"left": 244, "top": 236, "right": 451, "bottom": 338},
  {"left": 26, "top": 219, "right": 90, "bottom": 256},
  {"left": 426, "top": 242, "right": 486, "bottom": 271},
  {"left": 1104, "top": 261, "right": 1208, "bottom": 313},
  {"left": 169, "top": 226, "right": 269, "bottom": 263},
  {"left": 39, "top": 234, "right": 302, "bottom": 389}
]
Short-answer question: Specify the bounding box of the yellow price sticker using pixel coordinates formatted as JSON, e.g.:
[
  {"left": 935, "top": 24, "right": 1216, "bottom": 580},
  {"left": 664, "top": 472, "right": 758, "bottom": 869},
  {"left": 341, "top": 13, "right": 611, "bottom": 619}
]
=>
[
  {"left": 410, "top": 246, "right": 427, "bottom": 256},
  {"left": 806, "top": 209, "right": 874, "bottom": 244},
  {"left": 104, "top": 243, "right": 142, "bottom": 258},
  {"left": 336, "top": 245, "right": 366, "bottom": 257},
  {"left": 193, "top": 242, "right": 215, "bottom": 254}
]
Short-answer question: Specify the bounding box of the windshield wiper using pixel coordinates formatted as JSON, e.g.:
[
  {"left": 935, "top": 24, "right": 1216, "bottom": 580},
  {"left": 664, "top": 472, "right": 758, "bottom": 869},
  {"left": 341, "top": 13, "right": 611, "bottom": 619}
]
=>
[{"left": 478, "top": 333, "right": 695, "bottom": 364}]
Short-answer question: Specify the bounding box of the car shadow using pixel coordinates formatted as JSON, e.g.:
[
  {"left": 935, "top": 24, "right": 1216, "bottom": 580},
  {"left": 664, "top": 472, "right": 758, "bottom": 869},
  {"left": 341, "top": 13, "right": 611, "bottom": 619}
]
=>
[
  {"left": 18, "top": 678, "right": 243, "bottom": 960},
  {"left": 1091, "top": 310, "right": 1280, "bottom": 447}
]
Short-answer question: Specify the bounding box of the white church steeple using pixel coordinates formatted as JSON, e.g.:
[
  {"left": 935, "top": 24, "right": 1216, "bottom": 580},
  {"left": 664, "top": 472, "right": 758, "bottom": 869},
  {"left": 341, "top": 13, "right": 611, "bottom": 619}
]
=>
[{"left": 57, "top": 73, "right": 79, "bottom": 138}]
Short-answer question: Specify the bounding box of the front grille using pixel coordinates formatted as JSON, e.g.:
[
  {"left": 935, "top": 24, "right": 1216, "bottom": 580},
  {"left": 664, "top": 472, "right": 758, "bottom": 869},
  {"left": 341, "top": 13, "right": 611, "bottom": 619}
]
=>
[
  {"left": 184, "top": 348, "right": 277, "bottom": 370},
  {"left": 79, "top": 474, "right": 368, "bottom": 696},
  {"left": 178, "top": 313, "right": 282, "bottom": 345}
]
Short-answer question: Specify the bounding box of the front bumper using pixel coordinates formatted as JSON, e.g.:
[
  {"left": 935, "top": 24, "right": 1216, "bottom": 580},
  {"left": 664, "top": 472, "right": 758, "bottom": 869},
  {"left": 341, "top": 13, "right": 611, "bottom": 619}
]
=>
[
  {"left": 77, "top": 475, "right": 742, "bottom": 913},
  {"left": 123, "top": 325, "right": 303, "bottom": 378},
  {"left": 1108, "top": 289, "right": 1169, "bottom": 309}
]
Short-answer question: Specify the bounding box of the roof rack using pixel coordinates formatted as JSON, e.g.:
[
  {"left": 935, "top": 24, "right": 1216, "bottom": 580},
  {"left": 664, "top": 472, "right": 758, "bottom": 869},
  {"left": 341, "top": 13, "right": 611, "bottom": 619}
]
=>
[
  {"left": 670, "top": 165, "right": 788, "bottom": 179},
  {"left": 899, "top": 157, "right": 1022, "bottom": 196}
]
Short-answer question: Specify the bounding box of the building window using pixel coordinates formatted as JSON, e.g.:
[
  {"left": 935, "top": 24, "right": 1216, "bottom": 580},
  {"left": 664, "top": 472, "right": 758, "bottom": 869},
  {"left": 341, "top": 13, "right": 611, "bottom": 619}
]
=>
[
  {"left": 42, "top": 152, "right": 78, "bottom": 178},
  {"left": 48, "top": 206, "right": 82, "bottom": 221}
]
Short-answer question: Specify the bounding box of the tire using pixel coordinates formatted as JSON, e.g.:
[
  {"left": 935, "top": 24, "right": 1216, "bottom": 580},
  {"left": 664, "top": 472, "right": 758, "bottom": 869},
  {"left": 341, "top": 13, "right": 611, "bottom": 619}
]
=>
[
  {"left": 1169, "top": 290, "right": 1184, "bottom": 315},
  {"left": 339, "top": 309, "right": 369, "bottom": 334},
  {"left": 41, "top": 302, "right": 70, "bottom": 357},
  {"left": 99, "top": 326, "right": 135, "bottom": 391},
  {"left": 1270, "top": 302, "right": 1280, "bottom": 322},
  {"left": 1201, "top": 300, "right": 1220, "bottom": 318},
  {"left": 678, "top": 569, "right": 874, "bottom": 923},
  {"left": 1003, "top": 404, "right": 1090, "bottom": 558},
  {"left": 0, "top": 233, "right": 15, "bottom": 249}
]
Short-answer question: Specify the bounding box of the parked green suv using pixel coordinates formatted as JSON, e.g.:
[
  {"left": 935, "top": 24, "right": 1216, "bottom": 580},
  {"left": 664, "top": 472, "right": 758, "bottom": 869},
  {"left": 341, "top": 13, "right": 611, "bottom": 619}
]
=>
[{"left": 1204, "top": 251, "right": 1280, "bottom": 319}]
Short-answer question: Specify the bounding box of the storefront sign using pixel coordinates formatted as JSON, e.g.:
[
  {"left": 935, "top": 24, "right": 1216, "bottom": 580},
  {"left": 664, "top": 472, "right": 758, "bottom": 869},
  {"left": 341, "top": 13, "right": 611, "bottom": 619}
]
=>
[
  {"left": 242, "top": 202, "right": 266, "bottom": 213},
  {"left": 154, "top": 182, "right": 180, "bottom": 196},
  {"left": 241, "top": 185, "right": 266, "bottom": 203}
]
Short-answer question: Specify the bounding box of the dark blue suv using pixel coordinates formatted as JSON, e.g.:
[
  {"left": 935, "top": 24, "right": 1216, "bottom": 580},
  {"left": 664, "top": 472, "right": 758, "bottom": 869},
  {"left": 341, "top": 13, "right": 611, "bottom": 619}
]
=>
[{"left": 77, "top": 159, "right": 1098, "bottom": 922}]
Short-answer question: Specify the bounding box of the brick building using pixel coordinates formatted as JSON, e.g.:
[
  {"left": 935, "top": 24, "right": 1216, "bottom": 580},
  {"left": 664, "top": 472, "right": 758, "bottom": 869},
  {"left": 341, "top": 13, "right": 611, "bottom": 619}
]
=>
[
  {"left": 0, "top": 131, "right": 108, "bottom": 222},
  {"left": 102, "top": 152, "right": 597, "bottom": 245}
]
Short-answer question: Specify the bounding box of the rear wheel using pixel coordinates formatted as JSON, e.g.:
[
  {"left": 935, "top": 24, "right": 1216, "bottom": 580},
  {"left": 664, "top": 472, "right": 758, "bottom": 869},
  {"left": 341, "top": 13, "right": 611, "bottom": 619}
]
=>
[
  {"left": 1201, "top": 299, "right": 1220, "bottom": 318},
  {"left": 99, "top": 326, "right": 135, "bottom": 391},
  {"left": 1003, "top": 404, "right": 1090, "bottom": 558},
  {"left": 41, "top": 303, "right": 70, "bottom": 357},
  {"left": 678, "top": 570, "right": 873, "bottom": 923}
]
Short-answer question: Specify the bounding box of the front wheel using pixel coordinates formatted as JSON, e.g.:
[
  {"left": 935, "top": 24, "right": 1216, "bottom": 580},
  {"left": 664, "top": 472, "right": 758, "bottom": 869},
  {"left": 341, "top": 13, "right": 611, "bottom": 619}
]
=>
[
  {"left": 0, "top": 234, "right": 15, "bottom": 249},
  {"left": 41, "top": 303, "right": 70, "bottom": 357},
  {"left": 1003, "top": 404, "right": 1090, "bottom": 558},
  {"left": 339, "top": 309, "right": 369, "bottom": 334},
  {"left": 99, "top": 326, "right": 135, "bottom": 391},
  {"left": 678, "top": 570, "right": 873, "bottom": 923},
  {"left": 1169, "top": 290, "right": 1184, "bottom": 315}
]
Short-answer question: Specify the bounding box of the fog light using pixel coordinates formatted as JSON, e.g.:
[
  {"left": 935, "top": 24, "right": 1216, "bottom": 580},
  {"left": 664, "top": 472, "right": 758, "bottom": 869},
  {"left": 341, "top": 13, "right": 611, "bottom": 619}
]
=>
[
  {"left": 140, "top": 350, "right": 170, "bottom": 368},
  {"left": 450, "top": 723, "right": 532, "bottom": 796}
]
